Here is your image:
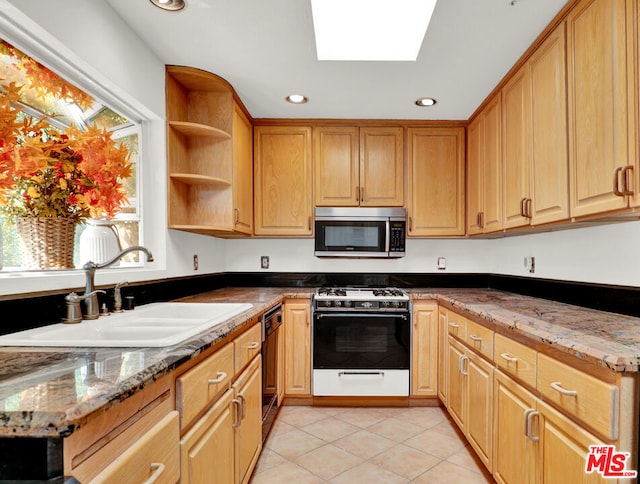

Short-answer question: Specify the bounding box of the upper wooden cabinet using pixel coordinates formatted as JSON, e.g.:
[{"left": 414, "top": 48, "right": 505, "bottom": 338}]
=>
[
  {"left": 232, "top": 105, "right": 254, "bottom": 235},
  {"left": 165, "top": 66, "right": 253, "bottom": 237},
  {"left": 467, "top": 95, "right": 503, "bottom": 235},
  {"left": 315, "top": 126, "right": 404, "bottom": 207},
  {"left": 502, "top": 23, "right": 570, "bottom": 230},
  {"left": 254, "top": 126, "right": 313, "bottom": 236},
  {"left": 567, "top": 0, "right": 637, "bottom": 217},
  {"left": 407, "top": 127, "right": 465, "bottom": 236}
]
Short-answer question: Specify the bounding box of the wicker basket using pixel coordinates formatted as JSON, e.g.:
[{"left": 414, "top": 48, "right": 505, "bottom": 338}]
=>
[{"left": 15, "top": 217, "right": 76, "bottom": 269}]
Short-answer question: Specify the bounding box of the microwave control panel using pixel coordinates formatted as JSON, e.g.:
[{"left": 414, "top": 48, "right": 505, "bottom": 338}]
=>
[{"left": 390, "top": 221, "right": 406, "bottom": 253}]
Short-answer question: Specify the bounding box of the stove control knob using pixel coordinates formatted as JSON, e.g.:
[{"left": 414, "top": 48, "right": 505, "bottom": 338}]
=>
[
  {"left": 334, "top": 300, "right": 342, "bottom": 307},
  {"left": 344, "top": 300, "right": 352, "bottom": 308},
  {"left": 391, "top": 301, "right": 400, "bottom": 308},
  {"left": 381, "top": 300, "right": 390, "bottom": 307}
]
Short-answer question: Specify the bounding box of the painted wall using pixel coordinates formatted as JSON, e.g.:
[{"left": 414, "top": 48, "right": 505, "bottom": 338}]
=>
[{"left": 3, "top": 0, "right": 640, "bottom": 296}]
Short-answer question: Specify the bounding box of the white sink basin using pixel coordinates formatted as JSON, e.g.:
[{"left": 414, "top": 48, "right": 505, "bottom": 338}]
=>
[{"left": 0, "top": 302, "right": 253, "bottom": 347}]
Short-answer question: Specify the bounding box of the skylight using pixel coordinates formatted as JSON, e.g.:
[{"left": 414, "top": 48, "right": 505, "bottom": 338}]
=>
[{"left": 311, "top": 0, "right": 437, "bottom": 61}]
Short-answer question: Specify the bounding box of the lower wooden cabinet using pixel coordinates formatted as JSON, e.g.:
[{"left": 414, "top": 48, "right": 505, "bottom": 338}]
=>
[
  {"left": 180, "top": 391, "right": 235, "bottom": 484},
  {"left": 283, "top": 298, "right": 311, "bottom": 396},
  {"left": 437, "top": 306, "right": 448, "bottom": 404},
  {"left": 233, "top": 356, "right": 262, "bottom": 484},
  {"left": 494, "top": 369, "right": 610, "bottom": 484},
  {"left": 411, "top": 301, "right": 438, "bottom": 397}
]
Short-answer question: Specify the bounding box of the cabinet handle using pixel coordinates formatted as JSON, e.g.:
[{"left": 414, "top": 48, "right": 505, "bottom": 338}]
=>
[
  {"left": 623, "top": 165, "right": 634, "bottom": 195},
  {"left": 234, "top": 208, "right": 240, "bottom": 224},
  {"left": 520, "top": 198, "right": 527, "bottom": 218},
  {"left": 308, "top": 215, "right": 312, "bottom": 231},
  {"left": 409, "top": 216, "right": 413, "bottom": 231},
  {"left": 523, "top": 409, "right": 539, "bottom": 442},
  {"left": 247, "top": 342, "right": 260, "bottom": 349},
  {"left": 356, "top": 186, "right": 360, "bottom": 201},
  {"left": 500, "top": 353, "right": 518, "bottom": 364},
  {"left": 469, "top": 334, "right": 482, "bottom": 343},
  {"left": 550, "top": 381, "right": 577, "bottom": 397},
  {"left": 458, "top": 354, "right": 468, "bottom": 376},
  {"left": 525, "top": 198, "right": 532, "bottom": 218},
  {"left": 142, "top": 463, "right": 166, "bottom": 484},
  {"left": 208, "top": 371, "right": 227, "bottom": 385},
  {"left": 613, "top": 167, "right": 624, "bottom": 196},
  {"left": 361, "top": 186, "right": 365, "bottom": 202},
  {"left": 237, "top": 394, "right": 246, "bottom": 420},
  {"left": 232, "top": 398, "right": 242, "bottom": 428}
]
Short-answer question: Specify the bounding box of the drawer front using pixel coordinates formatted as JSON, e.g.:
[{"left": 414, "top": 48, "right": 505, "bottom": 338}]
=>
[
  {"left": 464, "top": 319, "right": 494, "bottom": 361},
  {"left": 177, "top": 342, "right": 234, "bottom": 429},
  {"left": 494, "top": 333, "right": 537, "bottom": 388},
  {"left": 537, "top": 353, "right": 619, "bottom": 440},
  {"left": 447, "top": 310, "right": 467, "bottom": 340},
  {"left": 91, "top": 411, "right": 180, "bottom": 484},
  {"left": 234, "top": 323, "right": 262, "bottom": 374}
]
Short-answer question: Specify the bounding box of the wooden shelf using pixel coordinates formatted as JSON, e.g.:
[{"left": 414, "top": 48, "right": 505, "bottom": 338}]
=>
[
  {"left": 169, "top": 121, "right": 231, "bottom": 139},
  {"left": 166, "top": 66, "right": 231, "bottom": 93},
  {"left": 170, "top": 173, "right": 231, "bottom": 187},
  {"left": 169, "top": 224, "right": 238, "bottom": 237}
]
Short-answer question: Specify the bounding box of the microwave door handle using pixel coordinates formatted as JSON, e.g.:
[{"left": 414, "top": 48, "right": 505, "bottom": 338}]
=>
[{"left": 385, "top": 219, "right": 390, "bottom": 253}]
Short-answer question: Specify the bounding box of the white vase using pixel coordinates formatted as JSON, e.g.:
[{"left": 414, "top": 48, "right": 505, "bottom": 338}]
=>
[{"left": 79, "top": 219, "right": 122, "bottom": 266}]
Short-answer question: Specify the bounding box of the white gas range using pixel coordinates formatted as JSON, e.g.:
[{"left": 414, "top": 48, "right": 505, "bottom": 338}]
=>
[{"left": 312, "top": 287, "right": 411, "bottom": 397}]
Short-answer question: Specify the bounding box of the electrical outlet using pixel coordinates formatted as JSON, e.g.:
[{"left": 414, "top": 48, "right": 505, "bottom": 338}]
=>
[
  {"left": 524, "top": 256, "right": 535, "bottom": 273},
  {"left": 261, "top": 256, "right": 269, "bottom": 269},
  {"left": 193, "top": 254, "right": 198, "bottom": 271},
  {"left": 437, "top": 257, "right": 446, "bottom": 270}
]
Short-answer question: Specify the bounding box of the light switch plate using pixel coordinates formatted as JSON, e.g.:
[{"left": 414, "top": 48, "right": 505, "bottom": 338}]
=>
[
  {"left": 437, "top": 257, "right": 446, "bottom": 270},
  {"left": 261, "top": 256, "right": 269, "bottom": 269}
]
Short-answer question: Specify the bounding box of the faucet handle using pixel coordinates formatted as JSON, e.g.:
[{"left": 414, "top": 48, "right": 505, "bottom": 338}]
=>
[
  {"left": 63, "top": 292, "right": 84, "bottom": 324},
  {"left": 113, "top": 281, "right": 129, "bottom": 313},
  {"left": 82, "top": 290, "right": 106, "bottom": 321}
]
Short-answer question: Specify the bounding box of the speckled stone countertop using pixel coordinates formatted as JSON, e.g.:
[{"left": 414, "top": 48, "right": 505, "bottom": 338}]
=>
[
  {"left": 0, "top": 287, "right": 311, "bottom": 437},
  {"left": 409, "top": 288, "right": 640, "bottom": 373},
  {"left": 0, "top": 286, "right": 639, "bottom": 438}
]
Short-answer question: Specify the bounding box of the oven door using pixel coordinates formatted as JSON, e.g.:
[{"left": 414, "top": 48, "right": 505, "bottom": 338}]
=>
[
  {"left": 313, "top": 312, "right": 410, "bottom": 370},
  {"left": 314, "top": 219, "right": 390, "bottom": 257}
]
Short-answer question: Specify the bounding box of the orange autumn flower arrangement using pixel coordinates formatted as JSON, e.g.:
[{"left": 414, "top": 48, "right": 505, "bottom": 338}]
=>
[{"left": 0, "top": 82, "right": 132, "bottom": 224}]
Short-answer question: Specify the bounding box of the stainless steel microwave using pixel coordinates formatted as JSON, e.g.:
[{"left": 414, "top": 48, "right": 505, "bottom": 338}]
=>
[{"left": 314, "top": 207, "right": 406, "bottom": 258}]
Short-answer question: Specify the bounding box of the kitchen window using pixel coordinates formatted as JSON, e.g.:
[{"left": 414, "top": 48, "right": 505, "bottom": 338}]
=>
[{"left": 0, "top": 37, "right": 142, "bottom": 270}]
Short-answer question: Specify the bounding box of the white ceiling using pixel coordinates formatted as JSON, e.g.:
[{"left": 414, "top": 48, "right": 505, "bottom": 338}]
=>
[{"left": 106, "top": 0, "right": 568, "bottom": 120}]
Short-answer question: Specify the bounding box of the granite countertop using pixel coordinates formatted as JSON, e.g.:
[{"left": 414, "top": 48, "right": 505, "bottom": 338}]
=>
[
  {"left": 0, "top": 286, "right": 639, "bottom": 438},
  {"left": 409, "top": 288, "right": 640, "bottom": 373}
]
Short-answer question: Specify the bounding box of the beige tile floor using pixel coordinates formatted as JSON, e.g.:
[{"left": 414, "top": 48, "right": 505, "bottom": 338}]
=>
[{"left": 250, "top": 406, "right": 496, "bottom": 483}]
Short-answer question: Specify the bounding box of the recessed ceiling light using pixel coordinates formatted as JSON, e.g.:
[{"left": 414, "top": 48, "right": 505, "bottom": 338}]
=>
[
  {"left": 286, "top": 94, "right": 308, "bottom": 104},
  {"left": 311, "top": 0, "right": 438, "bottom": 61},
  {"left": 149, "top": 0, "right": 186, "bottom": 11},
  {"left": 415, "top": 98, "right": 437, "bottom": 106}
]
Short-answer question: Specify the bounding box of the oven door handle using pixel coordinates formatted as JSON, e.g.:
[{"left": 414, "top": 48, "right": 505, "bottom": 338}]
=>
[
  {"left": 338, "top": 371, "right": 385, "bottom": 376},
  {"left": 315, "top": 313, "right": 407, "bottom": 320}
]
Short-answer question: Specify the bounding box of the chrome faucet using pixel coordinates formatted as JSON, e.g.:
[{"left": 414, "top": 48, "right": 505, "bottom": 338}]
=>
[{"left": 82, "top": 246, "right": 154, "bottom": 320}]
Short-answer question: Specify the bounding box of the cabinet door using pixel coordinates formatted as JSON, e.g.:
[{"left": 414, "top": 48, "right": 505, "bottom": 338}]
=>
[
  {"left": 276, "top": 324, "right": 285, "bottom": 404},
  {"left": 234, "top": 357, "right": 262, "bottom": 484},
  {"left": 437, "top": 307, "right": 448, "bottom": 404},
  {"left": 232, "top": 104, "right": 254, "bottom": 234},
  {"left": 254, "top": 126, "right": 313, "bottom": 235},
  {"left": 359, "top": 127, "right": 404, "bottom": 206},
  {"left": 567, "top": 0, "right": 632, "bottom": 216},
  {"left": 493, "top": 371, "right": 537, "bottom": 484},
  {"left": 446, "top": 336, "right": 466, "bottom": 431},
  {"left": 411, "top": 302, "right": 438, "bottom": 397},
  {"left": 502, "top": 66, "right": 532, "bottom": 230},
  {"left": 180, "top": 391, "right": 235, "bottom": 484},
  {"left": 407, "top": 128, "right": 465, "bottom": 236},
  {"left": 314, "top": 126, "right": 360, "bottom": 206},
  {"left": 483, "top": 95, "right": 504, "bottom": 233},
  {"left": 529, "top": 22, "right": 570, "bottom": 225},
  {"left": 466, "top": 116, "right": 484, "bottom": 235},
  {"left": 466, "top": 350, "right": 494, "bottom": 473},
  {"left": 283, "top": 299, "right": 311, "bottom": 395},
  {"left": 538, "top": 400, "right": 608, "bottom": 484}
]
